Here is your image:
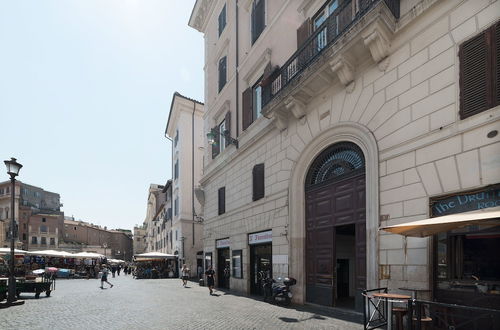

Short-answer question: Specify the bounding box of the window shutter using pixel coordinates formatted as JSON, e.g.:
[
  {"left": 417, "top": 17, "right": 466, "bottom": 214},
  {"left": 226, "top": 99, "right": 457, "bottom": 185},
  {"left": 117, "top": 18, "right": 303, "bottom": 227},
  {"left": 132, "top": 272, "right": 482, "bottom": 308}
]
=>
[
  {"left": 225, "top": 111, "right": 231, "bottom": 147},
  {"left": 211, "top": 126, "right": 220, "bottom": 159},
  {"left": 218, "top": 187, "right": 226, "bottom": 215},
  {"left": 495, "top": 22, "right": 500, "bottom": 106},
  {"left": 297, "top": 18, "right": 311, "bottom": 48},
  {"left": 459, "top": 31, "right": 490, "bottom": 119},
  {"left": 242, "top": 87, "right": 254, "bottom": 130},
  {"left": 252, "top": 163, "right": 265, "bottom": 201}
]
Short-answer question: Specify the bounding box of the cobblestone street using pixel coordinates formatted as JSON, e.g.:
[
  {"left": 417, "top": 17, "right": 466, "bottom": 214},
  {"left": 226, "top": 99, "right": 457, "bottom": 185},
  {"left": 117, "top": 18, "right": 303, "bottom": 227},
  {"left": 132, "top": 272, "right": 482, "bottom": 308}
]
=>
[{"left": 1, "top": 275, "right": 362, "bottom": 329}]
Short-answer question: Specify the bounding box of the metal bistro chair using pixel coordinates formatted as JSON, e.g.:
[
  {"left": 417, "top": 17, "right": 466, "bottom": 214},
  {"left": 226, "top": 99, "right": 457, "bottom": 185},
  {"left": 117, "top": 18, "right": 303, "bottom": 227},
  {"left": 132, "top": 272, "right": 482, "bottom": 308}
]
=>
[{"left": 363, "top": 287, "right": 388, "bottom": 330}]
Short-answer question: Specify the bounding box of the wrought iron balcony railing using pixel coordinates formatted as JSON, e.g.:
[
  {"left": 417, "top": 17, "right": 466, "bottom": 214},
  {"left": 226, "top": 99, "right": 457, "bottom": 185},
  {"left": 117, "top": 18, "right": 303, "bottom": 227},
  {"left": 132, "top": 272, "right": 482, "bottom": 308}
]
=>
[{"left": 262, "top": 0, "right": 399, "bottom": 107}]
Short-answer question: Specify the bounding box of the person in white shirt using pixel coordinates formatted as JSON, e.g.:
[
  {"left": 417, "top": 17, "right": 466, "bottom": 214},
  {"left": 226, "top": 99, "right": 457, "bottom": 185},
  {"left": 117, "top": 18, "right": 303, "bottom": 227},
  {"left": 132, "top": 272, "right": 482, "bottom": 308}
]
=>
[{"left": 181, "top": 264, "right": 190, "bottom": 287}]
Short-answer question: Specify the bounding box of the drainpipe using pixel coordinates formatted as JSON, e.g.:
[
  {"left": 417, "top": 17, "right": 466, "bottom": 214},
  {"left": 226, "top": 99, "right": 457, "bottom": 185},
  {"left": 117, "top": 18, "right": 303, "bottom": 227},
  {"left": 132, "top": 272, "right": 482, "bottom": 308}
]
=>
[
  {"left": 235, "top": 0, "right": 240, "bottom": 138},
  {"left": 192, "top": 101, "right": 196, "bottom": 247}
]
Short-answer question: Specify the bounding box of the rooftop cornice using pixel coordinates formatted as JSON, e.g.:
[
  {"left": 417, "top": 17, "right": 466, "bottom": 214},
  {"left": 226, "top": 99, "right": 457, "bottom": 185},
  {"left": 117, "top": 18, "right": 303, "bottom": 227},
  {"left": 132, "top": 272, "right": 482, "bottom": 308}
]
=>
[{"left": 188, "top": 0, "right": 217, "bottom": 33}]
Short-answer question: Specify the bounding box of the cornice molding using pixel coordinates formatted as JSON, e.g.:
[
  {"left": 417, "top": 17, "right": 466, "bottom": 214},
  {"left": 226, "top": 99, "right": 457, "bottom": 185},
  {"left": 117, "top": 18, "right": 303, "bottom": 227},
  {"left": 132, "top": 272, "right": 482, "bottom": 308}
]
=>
[{"left": 188, "top": 0, "right": 217, "bottom": 33}]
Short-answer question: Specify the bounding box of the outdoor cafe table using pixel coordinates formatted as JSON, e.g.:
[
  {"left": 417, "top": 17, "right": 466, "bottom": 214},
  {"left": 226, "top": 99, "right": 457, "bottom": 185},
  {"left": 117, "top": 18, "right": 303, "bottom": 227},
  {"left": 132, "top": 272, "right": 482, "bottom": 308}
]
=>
[{"left": 372, "top": 292, "right": 411, "bottom": 329}]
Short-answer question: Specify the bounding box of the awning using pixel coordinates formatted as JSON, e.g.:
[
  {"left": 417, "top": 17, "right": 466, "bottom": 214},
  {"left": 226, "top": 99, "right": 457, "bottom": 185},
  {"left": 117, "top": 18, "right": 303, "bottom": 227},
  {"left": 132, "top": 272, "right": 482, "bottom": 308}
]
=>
[
  {"left": 27, "top": 250, "right": 75, "bottom": 257},
  {"left": 380, "top": 207, "right": 500, "bottom": 237},
  {"left": 134, "top": 252, "right": 177, "bottom": 259},
  {"left": 0, "top": 248, "right": 28, "bottom": 255}
]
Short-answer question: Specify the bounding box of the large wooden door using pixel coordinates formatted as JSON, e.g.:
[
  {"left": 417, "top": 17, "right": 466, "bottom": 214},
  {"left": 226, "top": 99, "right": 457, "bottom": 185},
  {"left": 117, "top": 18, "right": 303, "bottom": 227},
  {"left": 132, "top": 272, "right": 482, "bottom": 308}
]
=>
[{"left": 305, "top": 174, "right": 366, "bottom": 307}]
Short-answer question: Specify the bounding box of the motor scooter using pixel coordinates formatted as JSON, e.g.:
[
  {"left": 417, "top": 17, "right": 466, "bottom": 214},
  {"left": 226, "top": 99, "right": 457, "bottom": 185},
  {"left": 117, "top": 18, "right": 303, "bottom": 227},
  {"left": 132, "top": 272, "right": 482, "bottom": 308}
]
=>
[{"left": 262, "top": 275, "right": 297, "bottom": 306}]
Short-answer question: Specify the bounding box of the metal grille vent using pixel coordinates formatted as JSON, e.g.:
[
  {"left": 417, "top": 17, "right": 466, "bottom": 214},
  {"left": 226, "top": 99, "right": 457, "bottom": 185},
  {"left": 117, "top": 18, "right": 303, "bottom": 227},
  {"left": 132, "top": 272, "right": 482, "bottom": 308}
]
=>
[{"left": 306, "top": 142, "right": 365, "bottom": 187}]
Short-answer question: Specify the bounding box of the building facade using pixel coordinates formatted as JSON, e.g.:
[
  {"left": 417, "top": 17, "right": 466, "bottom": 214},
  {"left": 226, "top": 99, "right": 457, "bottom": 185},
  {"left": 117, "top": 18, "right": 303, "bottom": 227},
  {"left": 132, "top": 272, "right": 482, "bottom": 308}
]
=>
[
  {"left": 190, "top": 0, "right": 500, "bottom": 311},
  {"left": 133, "top": 225, "right": 147, "bottom": 255},
  {"left": 0, "top": 180, "right": 62, "bottom": 249},
  {"left": 165, "top": 92, "right": 205, "bottom": 275},
  {"left": 63, "top": 219, "right": 133, "bottom": 260}
]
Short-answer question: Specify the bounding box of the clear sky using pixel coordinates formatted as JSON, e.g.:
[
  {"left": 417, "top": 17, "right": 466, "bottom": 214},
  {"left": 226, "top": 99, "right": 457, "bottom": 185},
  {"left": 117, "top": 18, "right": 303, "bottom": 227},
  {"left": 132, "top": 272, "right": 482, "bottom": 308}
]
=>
[{"left": 0, "top": 0, "right": 203, "bottom": 230}]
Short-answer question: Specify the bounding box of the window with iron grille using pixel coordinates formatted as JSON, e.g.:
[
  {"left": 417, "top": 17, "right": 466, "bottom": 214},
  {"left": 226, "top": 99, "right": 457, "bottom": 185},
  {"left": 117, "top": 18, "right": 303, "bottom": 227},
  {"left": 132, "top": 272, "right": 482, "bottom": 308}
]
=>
[
  {"left": 218, "top": 56, "right": 227, "bottom": 92},
  {"left": 218, "top": 4, "right": 226, "bottom": 37},
  {"left": 459, "top": 21, "right": 500, "bottom": 119},
  {"left": 251, "top": 0, "right": 265, "bottom": 44}
]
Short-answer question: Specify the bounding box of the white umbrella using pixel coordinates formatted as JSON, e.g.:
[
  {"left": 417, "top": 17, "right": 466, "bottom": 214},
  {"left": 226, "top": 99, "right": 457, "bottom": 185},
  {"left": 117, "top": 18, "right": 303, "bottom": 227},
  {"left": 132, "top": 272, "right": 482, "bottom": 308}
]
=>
[
  {"left": 0, "top": 248, "right": 28, "bottom": 255},
  {"left": 32, "top": 269, "right": 45, "bottom": 274},
  {"left": 27, "top": 250, "right": 75, "bottom": 258},
  {"left": 73, "top": 252, "right": 105, "bottom": 259},
  {"left": 134, "top": 252, "right": 177, "bottom": 259}
]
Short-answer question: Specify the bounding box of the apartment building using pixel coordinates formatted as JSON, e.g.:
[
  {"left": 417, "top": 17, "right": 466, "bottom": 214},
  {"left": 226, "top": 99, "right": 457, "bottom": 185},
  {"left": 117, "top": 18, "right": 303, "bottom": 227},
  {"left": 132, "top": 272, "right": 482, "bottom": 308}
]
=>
[
  {"left": 133, "top": 225, "right": 147, "bottom": 255},
  {"left": 164, "top": 92, "right": 205, "bottom": 275},
  {"left": 189, "top": 0, "right": 500, "bottom": 311},
  {"left": 0, "top": 180, "right": 62, "bottom": 249},
  {"left": 63, "top": 219, "right": 133, "bottom": 260}
]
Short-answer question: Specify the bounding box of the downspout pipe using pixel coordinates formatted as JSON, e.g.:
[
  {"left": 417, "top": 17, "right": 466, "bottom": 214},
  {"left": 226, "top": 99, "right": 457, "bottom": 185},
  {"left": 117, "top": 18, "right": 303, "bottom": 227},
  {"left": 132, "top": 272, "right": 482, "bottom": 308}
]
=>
[
  {"left": 192, "top": 101, "right": 196, "bottom": 247},
  {"left": 235, "top": 0, "right": 240, "bottom": 138}
]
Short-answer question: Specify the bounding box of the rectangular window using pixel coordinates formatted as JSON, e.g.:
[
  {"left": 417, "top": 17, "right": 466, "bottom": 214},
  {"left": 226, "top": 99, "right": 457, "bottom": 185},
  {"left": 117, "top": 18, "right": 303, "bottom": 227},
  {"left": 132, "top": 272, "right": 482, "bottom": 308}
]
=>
[
  {"left": 31, "top": 236, "right": 37, "bottom": 244},
  {"left": 175, "top": 230, "right": 178, "bottom": 241},
  {"left": 232, "top": 250, "right": 243, "bottom": 278},
  {"left": 22, "top": 233, "right": 26, "bottom": 241},
  {"left": 218, "top": 4, "right": 226, "bottom": 37},
  {"left": 252, "top": 163, "right": 265, "bottom": 201},
  {"left": 205, "top": 252, "right": 213, "bottom": 270},
  {"left": 50, "top": 237, "right": 55, "bottom": 245},
  {"left": 219, "top": 120, "right": 226, "bottom": 153},
  {"left": 218, "top": 56, "right": 227, "bottom": 92},
  {"left": 252, "top": 79, "right": 263, "bottom": 121},
  {"left": 218, "top": 187, "right": 226, "bottom": 215},
  {"left": 174, "top": 160, "right": 179, "bottom": 180},
  {"left": 40, "top": 225, "right": 47, "bottom": 233},
  {"left": 459, "top": 22, "right": 500, "bottom": 119},
  {"left": 174, "top": 129, "right": 179, "bottom": 147},
  {"left": 251, "top": 0, "right": 265, "bottom": 44},
  {"left": 42, "top": 217, "right": 46, "bottom": 222},
  {"left": 174, "top": 198, "right": 179, "bottom": 216},
  {"left": 41, "top": 237, "right": 46, "bottom": 245}
]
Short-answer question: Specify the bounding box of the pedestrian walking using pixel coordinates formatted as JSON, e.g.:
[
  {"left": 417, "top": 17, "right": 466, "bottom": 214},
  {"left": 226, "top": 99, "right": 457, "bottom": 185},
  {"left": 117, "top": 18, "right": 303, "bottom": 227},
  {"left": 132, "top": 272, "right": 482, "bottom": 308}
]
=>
[
  {"left": 117, "top": 265, "right": 121, "bottom": 276},
  {"left": 205, "top": 266, "right": 215, "bottom": 295},
  {"left": 100, "top": 266, "right": 114, "bottom": 289},
  {"left": 111, "top": 265, "right": 116, "bottom": 278},
  {"left": 181, "top": 264, "right": 190, "bottom": 287}
]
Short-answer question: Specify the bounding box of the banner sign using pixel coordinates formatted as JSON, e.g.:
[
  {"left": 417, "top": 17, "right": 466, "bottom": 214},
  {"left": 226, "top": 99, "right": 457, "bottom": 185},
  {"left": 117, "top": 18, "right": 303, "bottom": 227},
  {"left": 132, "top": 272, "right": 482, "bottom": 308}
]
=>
[
  {"left": 216, "top": 238, "right": 230, "bottom": 249},
  {"left": 430, "top": 184, "right": 500, "bottom": 216},
  {"left": 248, "top": 230, "right": 272, "bottom": 245}
]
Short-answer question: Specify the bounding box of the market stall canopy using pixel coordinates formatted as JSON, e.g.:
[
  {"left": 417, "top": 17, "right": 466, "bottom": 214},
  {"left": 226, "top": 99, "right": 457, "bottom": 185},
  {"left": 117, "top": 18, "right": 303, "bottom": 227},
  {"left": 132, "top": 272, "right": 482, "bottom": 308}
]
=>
[
  {"left": 27, "top": 250, "right": 75, "bottom": 257},
  {"left": 380, "top": 207, "right": 500, "bottom": 237},
  {"left": 134, "top": 252, "right": 177, "bottom": 260},
  {"left": 0, "top": 248, "right": 28, "bottom": 255},
  {"left": 108, "top": 258, "right": 125, "bottom": 264},
  {"left": 72, "top": 252, "right": 105, "bottom": 259}
]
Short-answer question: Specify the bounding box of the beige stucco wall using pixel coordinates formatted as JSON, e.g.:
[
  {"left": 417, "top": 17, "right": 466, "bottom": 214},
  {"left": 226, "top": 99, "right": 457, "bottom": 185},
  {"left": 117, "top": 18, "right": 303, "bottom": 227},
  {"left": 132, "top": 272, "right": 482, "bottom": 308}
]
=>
[{"left": 193, "top": 0, "right": 500, "bottom": 302}]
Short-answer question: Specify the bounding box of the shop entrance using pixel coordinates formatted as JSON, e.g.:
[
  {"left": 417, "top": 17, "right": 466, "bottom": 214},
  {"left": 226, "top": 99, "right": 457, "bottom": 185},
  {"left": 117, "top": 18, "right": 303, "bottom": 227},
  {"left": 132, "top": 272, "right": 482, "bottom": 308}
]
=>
[
  {"left": 217, "top": 248, "right": 230, "bottom": 289},
  {"left": 305, "top": 142, "right": 366, "bottom": 311},
  {"left": 250, "top": 243, "right": 272, "bottom": 295}
]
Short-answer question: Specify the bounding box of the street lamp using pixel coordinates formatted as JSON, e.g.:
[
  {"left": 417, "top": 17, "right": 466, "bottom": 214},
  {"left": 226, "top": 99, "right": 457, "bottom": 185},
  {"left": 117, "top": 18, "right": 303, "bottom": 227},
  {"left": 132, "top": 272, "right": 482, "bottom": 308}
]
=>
[{"left": 4, "top": 157, "right": 23, "bottom": 306}]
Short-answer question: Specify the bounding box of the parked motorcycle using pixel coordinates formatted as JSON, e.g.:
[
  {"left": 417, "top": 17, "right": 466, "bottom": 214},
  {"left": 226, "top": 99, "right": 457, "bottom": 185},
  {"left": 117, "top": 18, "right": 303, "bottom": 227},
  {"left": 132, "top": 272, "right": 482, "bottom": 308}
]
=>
[{"left": 261, "top": 275, "right": 297, "bottom": 306}]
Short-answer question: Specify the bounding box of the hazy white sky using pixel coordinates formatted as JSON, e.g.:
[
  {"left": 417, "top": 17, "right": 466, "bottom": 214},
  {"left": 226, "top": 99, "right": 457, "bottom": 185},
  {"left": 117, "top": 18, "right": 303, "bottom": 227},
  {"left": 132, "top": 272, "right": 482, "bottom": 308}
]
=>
[{"left": 0, "top": 0, "right": 203, "bottom": 230}]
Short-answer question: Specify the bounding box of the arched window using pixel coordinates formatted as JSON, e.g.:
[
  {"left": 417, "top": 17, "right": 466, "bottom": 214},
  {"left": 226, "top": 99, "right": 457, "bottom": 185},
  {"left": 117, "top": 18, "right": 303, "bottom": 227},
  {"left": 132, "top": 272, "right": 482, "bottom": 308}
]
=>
[{"left": 306, "top": 142, "right": 365, "bottom": 189}]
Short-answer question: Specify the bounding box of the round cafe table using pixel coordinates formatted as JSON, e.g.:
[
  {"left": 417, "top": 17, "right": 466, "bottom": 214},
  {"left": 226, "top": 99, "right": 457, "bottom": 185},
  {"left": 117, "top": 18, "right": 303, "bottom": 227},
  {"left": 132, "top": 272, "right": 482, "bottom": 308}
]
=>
[{"left": 372, "top": 292, "right": 411, "bottom": 329}]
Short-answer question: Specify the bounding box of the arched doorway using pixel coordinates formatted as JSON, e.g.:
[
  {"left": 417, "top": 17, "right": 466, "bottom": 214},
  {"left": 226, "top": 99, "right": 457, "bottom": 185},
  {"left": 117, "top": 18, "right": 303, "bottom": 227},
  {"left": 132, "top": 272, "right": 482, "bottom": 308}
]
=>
[{"left": 305, "top": 142, "right": 366, "bottom": 310}]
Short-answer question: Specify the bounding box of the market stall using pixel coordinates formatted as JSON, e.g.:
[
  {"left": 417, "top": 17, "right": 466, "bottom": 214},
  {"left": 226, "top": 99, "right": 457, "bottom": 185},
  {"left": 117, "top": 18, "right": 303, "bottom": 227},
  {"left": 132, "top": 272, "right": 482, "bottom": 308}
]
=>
[{"left": 133, "top": 252, "right": 178, "bottom": 279}]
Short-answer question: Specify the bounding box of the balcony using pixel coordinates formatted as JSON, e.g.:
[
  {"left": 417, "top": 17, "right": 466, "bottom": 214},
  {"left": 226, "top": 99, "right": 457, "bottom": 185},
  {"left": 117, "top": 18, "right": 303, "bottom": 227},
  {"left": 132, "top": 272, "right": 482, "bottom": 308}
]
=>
[{"left": 262, "top": 0, "right": 399, "bottom": 130}]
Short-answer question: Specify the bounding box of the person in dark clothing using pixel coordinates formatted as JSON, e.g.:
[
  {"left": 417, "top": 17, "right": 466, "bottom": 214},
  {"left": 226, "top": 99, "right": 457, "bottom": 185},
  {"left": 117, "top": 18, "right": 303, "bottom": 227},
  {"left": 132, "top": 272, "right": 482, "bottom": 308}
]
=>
[
  {"left": 205, "top": 266, "right": 215, "bottom": 295},
  {"left": 117, "top": 265, "right": 121, "bottom": 276},
  {"left": 111, "top": 266, "right": 116, "bottom": 278}
]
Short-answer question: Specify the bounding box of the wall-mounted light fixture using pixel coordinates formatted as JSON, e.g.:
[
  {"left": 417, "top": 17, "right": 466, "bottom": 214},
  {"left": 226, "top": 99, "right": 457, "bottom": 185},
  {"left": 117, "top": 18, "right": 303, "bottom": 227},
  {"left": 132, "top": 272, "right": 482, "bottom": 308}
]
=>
[{"left": 207, "top": 127, "right": 239, "bottom": 148}]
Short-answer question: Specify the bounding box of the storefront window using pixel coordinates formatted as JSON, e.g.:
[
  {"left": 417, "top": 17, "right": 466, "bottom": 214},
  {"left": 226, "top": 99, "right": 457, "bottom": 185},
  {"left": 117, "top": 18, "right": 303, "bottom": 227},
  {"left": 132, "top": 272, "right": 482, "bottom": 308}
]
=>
[
  {"left": 232, "top": 250, "right": 242, "bottom": 278},
  {"left": 204, "top": 252, "right": 212, "bottom": 271}
]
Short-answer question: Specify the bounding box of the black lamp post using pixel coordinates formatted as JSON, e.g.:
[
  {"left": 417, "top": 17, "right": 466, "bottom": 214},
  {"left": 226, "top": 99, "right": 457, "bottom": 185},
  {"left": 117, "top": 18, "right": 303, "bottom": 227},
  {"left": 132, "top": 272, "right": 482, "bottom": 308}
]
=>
[{"left": 4, "top": 157, "right": 23, "bottom": 305}]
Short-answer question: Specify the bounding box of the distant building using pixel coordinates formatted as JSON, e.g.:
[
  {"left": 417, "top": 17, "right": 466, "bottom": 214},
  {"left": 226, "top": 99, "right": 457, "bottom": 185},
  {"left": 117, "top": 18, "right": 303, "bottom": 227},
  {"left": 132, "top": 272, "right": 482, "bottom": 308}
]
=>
[
  {"left": 0, "top": 180, "right": 62, "bottom": 249},
  {"left": 133, "top": 225, "right": 147, "bottom": 255},
  {"left": 63, "top": 219, "right": 133, "bottom": 261}
]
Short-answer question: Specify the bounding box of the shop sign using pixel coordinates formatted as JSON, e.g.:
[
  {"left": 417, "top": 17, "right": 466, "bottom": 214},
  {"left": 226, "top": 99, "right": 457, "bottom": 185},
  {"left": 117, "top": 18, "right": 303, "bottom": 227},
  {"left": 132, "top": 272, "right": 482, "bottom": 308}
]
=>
[
  {"left": 216, "top": 238, "right": 230, "bottom": 249},
  {"left": 430, "top": 184, "right": 500, "bottom": 216},
  {"left": 248, "top": 230, "right": 272, "bottom": 245}
]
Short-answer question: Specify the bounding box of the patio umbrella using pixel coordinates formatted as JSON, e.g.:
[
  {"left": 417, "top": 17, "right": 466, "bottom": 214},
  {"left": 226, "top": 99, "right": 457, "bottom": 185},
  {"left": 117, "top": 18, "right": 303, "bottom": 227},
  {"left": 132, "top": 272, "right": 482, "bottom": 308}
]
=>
[
  {"left": 32, "top": 269, "right": 45, "bottom": 274},
  {"left": 46, "top": 267, "right": 58, "bottom": 273}
]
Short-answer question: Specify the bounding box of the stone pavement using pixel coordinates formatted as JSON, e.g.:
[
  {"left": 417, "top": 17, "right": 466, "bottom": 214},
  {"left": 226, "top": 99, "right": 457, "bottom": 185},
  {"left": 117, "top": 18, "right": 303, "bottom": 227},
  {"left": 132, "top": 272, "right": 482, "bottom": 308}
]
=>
[{"left": 0, "top": 275, "right": 362, "bottom": 330}]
